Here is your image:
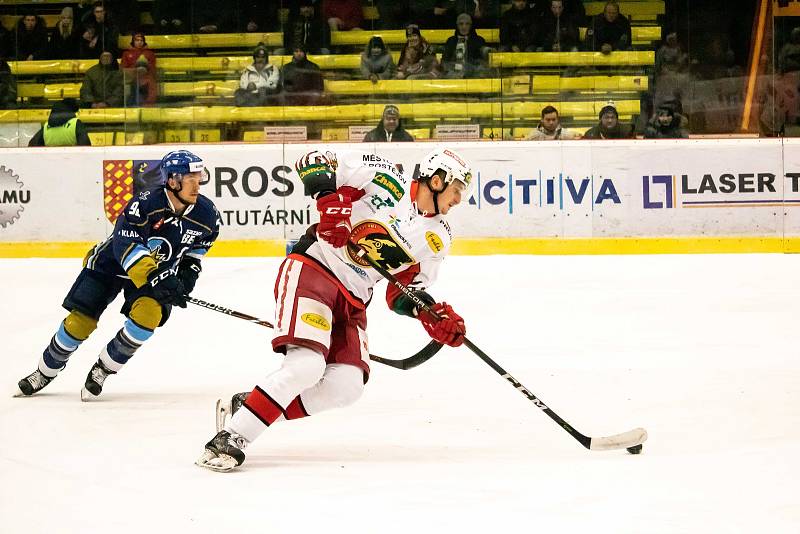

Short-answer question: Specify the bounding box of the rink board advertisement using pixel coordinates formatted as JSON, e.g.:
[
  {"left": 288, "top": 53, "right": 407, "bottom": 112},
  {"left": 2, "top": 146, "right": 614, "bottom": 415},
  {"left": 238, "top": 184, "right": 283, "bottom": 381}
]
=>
[{"left": 1, "top": 139, "right": 800, "bottom": 255}]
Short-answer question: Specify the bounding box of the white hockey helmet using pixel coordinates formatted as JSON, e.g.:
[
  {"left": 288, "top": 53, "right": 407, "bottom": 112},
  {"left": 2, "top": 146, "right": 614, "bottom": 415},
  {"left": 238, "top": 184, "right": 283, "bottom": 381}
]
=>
[{"left": 418, "top": 148, "right": 473, "bottom": 195}]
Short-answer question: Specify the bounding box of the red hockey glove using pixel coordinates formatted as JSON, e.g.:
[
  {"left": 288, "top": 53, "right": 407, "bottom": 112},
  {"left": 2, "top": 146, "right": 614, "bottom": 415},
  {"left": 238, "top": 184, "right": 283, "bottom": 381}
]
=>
[
  {"left": 316, "top": 187, "right": 364, "bottom": 248},
  {"left": 418, "top": 302, "right": 466, "bottom": 347}
]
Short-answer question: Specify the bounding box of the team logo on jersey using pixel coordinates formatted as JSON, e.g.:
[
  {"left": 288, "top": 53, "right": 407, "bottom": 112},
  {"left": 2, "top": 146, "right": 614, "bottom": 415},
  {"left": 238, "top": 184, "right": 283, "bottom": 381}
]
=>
[
  {"left": 372, "top": 172, "right": 404, "bottom": 202},
  {"left": 147, "top": 237, "right": 173, "bottom": 265},
  {"left": 301, "top": 313, "right": 331, "bottom": 331},
  {"left": 347, "top": 220, "right": 414, "bottom": 270},
  {"left": 103, "top": 159, "right": 161, "bottom": 223},
  {"left": 425, "top": 232, "right": 444, "bottom": 253}
]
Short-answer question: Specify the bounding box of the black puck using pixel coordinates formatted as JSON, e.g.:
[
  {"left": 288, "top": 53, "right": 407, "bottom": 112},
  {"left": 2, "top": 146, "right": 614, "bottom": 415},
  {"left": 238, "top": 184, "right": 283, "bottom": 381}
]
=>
[{"left": 627, "top": 444, "right": 643, "bottom": 454}]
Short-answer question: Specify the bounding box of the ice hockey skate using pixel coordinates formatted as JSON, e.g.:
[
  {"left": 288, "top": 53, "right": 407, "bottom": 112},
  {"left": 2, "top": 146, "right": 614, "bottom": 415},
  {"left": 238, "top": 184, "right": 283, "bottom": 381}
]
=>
[
  {"left": 15, "top": 369, "right": 54, "bottom": 397},
  {"left": 80, "top": 360, "right": 116, "bottom": 401},
  {"left": 215, "top": 391, "right": 248, "bottom": 432},
  {"left": 196, "top": 430, "right": 248, "bottom": 472}
]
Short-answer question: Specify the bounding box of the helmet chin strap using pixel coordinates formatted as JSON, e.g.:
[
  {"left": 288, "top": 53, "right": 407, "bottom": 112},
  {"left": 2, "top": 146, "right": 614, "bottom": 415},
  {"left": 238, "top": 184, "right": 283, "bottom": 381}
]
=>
[
  {"left": 424, "top": 179, "right": 446, "bottom": 215},
  {"left": 166, "top": 174, "right": 191, "bottom": 209}
]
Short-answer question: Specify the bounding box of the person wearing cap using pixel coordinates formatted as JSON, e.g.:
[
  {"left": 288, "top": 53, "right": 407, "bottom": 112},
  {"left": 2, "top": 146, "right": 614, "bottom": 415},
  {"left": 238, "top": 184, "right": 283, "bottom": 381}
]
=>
[
  {"left": 29, "top": 98, "right": 91, "bottom": 146},
  {"left": 235, "top": 43, "right": 281, "bottom": 106},
  {"left": 396, "top": 24, "right": 441, "bottom": 79},
  {"left": 80, "top": 49, "right": 124, "bottom": 109},
  {"left": 281, "top": 44, "right": 325, "bottom": 106},
  {"left": 363, "top": 105, "right": 414, "bottom": 142},
  {"left": 583, "top": 105, "right": 634, "bottom": 139},
  {"left": 644, "top": 101, "right": 689, "bottom": 139},
  {"left": 527, "top": 105, "right": 577, "bottom": 140},
  {"left": 442, "top": 13, "right": 489, "bottom": 79},
  {"left": 121, "top": 31, "right": 157, "bottom": 106}
]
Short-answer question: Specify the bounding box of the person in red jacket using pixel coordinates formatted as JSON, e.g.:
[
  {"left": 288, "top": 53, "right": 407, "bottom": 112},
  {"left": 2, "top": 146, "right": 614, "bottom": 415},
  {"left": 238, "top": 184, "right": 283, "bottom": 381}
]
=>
[
  {"left": 324, "top": 0, "right": 364, "bottom": 31},
  {"left": 120, "top": 31, "right": 157, "bottom": 106}
]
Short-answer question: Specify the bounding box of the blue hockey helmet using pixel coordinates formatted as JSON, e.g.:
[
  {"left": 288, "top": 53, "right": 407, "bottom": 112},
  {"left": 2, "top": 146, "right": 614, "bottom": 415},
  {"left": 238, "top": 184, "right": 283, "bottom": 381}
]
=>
[{"left": 160, "top": 150, "right": 209, "bottom": 185}]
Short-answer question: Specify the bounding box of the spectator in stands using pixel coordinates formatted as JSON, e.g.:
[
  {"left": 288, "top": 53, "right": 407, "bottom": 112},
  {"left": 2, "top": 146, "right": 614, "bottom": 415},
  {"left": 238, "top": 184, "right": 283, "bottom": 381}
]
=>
[
  {"left": 282, "top": 44, "right": 325, "bottom": 106},
  {"left": 324, "top": 0, "right": 364, "bottom": 32},
  {"left": 363, "top": 104, "right": 414, "bottom": 142},
  {"left": 235, "top": 43, "right": 281, "bottom": 106},
  {"left": 28, "top": 98, "right": 91, "bottom": 146},
  {"left": 585, "top": 0, "right": 631, "bottom": 53},
  {"left": 238, "top": 0, "right": 280, "bottom": 32},
  {"left": 532, "top": 0, "right": 586, "bottom": 25},
  {"left": 539, "top": 0, "right": 580, "bottom": 52},
  {"left": 779, "top": 27, "right": 800, "bottom": 74},
  {"left": 644, "top": 101, "right": 689, "bottom": 139},
  {"left": 284, "top": 0, "right": 330, "bottom": 55},
  {"left": 442, "top": 13, "right": 489, "bottom": 79},
  {"left": 421, "top": 1, "right": 497, "bottom": 30},
  {"left": 376, "top": 0, "right": 412, "bottom": 30},
  {"left": 0, "top": 58, "right": 17, "bottom": 109},
  {"left": 527, "top": 105, "right": 577, "bottom": 140},
  {"left": 105, "top": 0, "right": 140, "bottom": 35},
  {"left": 192, "top": 0, "right": 235, "bottom": 33},
  {"left": 153, "top": 0, "right": 187, "bottom": 34},
  {"left": 499, "top": 0, "right": 538, "bottom": 53},
  {"left": 361, "top": 36, "right": 396, "bottom": 83},
  {"left": 0, "top": 23, "right": 12, "bottom": 61},
  {"left": 80, "top": 2, "right": 120, "bottom": 58},
  {"left": 582, "top": 105, "right": 633, "bottom": 139},
  {"left": 14, "top": 14, "right": 48, "bottom": 61},
  {"left": 396, "top": 25, "right": 441, "bottom": 79},
  {"left": 47, "top": 8, "right": 82, "bottom": 60},
  {"left": 80, "top": 50, "right": 124, "bottom": 108},
  {"left": 121, "top": 32, "right": 157, "bottom": 107},
  {"left": 655, "top": 32, "right": 688, "bottom": 76}
]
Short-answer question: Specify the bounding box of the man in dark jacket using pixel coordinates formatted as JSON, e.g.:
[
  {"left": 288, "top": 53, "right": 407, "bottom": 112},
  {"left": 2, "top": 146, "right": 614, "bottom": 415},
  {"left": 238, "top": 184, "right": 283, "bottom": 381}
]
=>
[
  {"left": 499, "top": 0, "right": 538, "bottom": 52},
  {"left": 14, "top": 14, "right": 49, "bottom": 61},
  {"left": 29, "top": 98, "right": 92, "bottom": 146},
  {"left": 442, "top": 13, "right": 488, "bottom": 78},
  {"left": 283, "top": 0, "right": 330, "bottom": 55},
  {"left": 80, "top": 50, "right": 125, "bottom": 108},
  {"left": 585, "top": 1, "right": 632, "bottom": 53},
  {"left": 583, "top": 105, "right": 634, "bottom": 139},
  {"left": 282, "top": 45, "right": 325, "bottom": 106},
  {"left": 539, "top": 0, "right": 580, "bottom": 52},
  {"left": 363, "top": 105, "right": 414, "bottom": 142}
]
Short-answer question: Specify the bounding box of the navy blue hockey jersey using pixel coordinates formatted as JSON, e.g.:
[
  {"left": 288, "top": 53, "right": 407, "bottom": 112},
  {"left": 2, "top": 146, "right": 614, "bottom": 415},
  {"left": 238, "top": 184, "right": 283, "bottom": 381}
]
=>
[{"left": 85, "top": 187, "right": 220, "bottom": 281}]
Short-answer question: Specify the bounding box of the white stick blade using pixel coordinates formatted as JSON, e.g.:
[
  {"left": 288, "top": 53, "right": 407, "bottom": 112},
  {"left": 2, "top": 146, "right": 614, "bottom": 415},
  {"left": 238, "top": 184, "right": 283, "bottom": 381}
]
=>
[{"left": 589, "top": 427, "right": 648, "bottom": 451}]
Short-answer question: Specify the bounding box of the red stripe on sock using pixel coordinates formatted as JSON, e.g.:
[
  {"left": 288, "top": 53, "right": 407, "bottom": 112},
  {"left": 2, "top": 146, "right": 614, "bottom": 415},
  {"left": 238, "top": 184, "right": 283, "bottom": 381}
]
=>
[
  {"left": 285, "top": 396, "right": 309, "bottom": 420},
  {"left": 244, "top": 386, "right": 285, "bottom": 425}
]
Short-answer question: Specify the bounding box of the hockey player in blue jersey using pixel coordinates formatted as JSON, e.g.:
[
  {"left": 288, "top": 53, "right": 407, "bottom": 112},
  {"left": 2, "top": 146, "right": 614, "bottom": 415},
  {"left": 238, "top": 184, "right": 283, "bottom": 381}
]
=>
[{"left": 15, "top": 150, "right": 221, "bottom": 400}]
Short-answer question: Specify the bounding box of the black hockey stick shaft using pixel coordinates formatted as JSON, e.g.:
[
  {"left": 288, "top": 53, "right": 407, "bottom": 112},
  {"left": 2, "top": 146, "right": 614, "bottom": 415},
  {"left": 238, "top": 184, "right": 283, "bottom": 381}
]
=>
[
  {"left": 352, "top": 245, "right": 635, "bottom": 450},
  {"left": 187, "top": 297, "right": 442, "bottom": 370}
]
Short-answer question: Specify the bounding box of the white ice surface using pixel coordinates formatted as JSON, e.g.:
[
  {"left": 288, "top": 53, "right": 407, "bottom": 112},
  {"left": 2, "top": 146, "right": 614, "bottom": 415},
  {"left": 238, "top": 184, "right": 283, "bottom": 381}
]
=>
[{"left": 1, "top": 254, "right": 799, "bottom": 534}]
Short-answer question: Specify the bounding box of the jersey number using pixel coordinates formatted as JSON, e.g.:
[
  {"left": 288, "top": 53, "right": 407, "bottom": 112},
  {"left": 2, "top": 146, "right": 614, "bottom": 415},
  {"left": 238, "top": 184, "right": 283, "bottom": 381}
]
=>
[{"left": 128, "top": 201, "right": 140, "bottom": 217}]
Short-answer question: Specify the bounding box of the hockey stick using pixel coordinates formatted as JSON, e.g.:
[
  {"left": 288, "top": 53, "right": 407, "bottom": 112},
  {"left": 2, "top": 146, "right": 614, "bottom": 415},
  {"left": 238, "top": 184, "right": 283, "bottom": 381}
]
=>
[
  {"left": 187, "top": 297, "right": 443, "bottom": 370},
  {"left": 350, "top": 245, "right": 648, "bottom": 452}
]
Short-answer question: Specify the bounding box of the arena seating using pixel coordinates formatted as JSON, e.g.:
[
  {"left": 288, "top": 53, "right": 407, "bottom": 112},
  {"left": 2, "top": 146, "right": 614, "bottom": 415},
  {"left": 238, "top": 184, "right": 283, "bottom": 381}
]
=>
[{"left": 0, "top": 0, "right": 666, "bottom": 144}]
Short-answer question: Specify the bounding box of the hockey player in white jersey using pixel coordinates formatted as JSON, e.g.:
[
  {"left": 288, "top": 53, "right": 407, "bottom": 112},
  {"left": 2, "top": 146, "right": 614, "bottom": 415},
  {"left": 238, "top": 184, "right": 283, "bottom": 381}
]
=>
[{"left": 196, "top": 147, "right": 472, "bottom": 471}]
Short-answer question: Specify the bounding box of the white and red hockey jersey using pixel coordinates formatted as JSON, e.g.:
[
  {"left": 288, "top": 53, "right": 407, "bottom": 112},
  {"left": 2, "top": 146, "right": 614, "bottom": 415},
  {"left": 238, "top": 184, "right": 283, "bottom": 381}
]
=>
[{"left": 292, "top": 150, "right": 452, "bottom": 309}]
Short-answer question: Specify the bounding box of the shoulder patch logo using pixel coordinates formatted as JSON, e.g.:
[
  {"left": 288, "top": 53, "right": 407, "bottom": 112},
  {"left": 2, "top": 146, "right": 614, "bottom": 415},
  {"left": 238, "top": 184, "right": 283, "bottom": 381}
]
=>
[
  {"left": 425, "top": 231, "right": 444, "bottom": 253},
  {"left": 301, "top": 313, "right": 331, "bottom": 331},
  {"left": 372, "top": 172, "right": 404, "bottom": 201}
]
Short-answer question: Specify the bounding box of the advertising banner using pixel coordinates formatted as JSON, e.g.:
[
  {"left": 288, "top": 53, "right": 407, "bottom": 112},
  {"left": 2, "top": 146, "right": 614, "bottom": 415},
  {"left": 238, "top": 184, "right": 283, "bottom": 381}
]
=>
[{"left": 0, "top": 140, "right": 798, "bottom": 251}]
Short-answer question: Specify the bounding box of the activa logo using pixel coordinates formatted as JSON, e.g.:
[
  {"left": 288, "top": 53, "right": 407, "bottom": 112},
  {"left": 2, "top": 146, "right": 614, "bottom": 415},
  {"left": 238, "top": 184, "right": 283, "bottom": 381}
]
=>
[{"left": 467, "top": 172, "right": 620, "bottom": 212}]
